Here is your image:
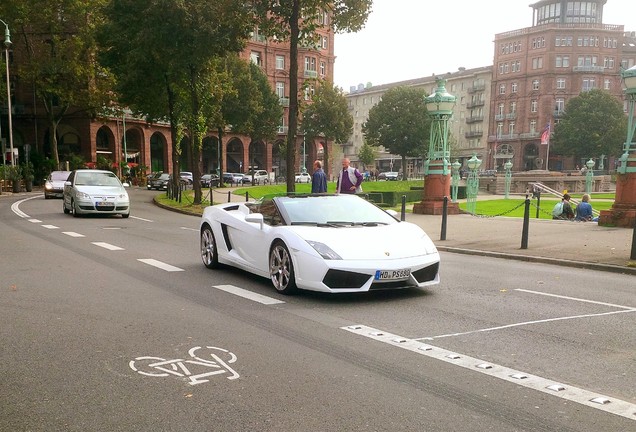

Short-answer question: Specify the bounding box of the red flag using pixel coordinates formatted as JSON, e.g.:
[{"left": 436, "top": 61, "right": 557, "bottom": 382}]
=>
[{"left": 540, "top": 122, "right": 551, "bottom": 145}]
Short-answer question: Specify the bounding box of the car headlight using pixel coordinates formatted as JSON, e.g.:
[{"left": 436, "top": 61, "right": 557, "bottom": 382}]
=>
[
  {"left": 306, "top": 240, "right": 342, "bottom": 260},
  {"left": 118, "top": 192, "right": 128, "bottom": 199},
  {"left": 76, "top": 191, "right": 91, "bottom": 200},
  {"left": 45, "top": 182, "right": 53, "bottom": 190}
]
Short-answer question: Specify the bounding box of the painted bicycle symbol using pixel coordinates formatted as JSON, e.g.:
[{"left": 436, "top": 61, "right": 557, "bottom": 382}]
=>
[{"left": 129, "top": 346, "right": 239, "bottom": 385}]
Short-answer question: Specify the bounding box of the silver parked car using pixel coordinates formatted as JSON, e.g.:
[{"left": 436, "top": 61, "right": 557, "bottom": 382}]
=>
[
  {"left": 44, "top": 170, "right": 71, "bottom": 199},
  {"left": 63, "top": 169, "right": 130, "bottom": 218}
]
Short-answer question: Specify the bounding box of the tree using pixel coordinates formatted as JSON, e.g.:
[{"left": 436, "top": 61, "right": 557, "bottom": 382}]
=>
[
  {"left": 252, "top": 0, "right": 372, "bottom": 192},
  {"left": 358, "top": 141, "right": 376, "bottom": 171},
  {"left": 6, "top": 0, "right": 114, "bottom": 167},
  {"left": 362, "top": 86, "right": 431, "bottom": 178},
  {"left": 99, "top": 0, "right": 253, "bottom": 204},
  {"left": 300, "top": 81, "right": 352, "bottom": 178},
  {"left": 551, "top": 89, "right": 627, "bottom": 160}
]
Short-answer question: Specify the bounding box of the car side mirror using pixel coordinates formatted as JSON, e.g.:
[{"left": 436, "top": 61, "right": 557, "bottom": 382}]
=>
[
  {"left": 245, "top": 213, "right": 264, "bottom": 229},
  {"left": 122, "top": 182, "right": 130, "bottom": 188},
  {"left": 64, "top": 181, "right": 71, "bottom": 186}
]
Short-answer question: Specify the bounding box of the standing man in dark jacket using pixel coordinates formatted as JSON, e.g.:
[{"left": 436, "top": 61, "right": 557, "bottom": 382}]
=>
[{"left": 311, "top": 160, "right": 327, "bottom": 193}]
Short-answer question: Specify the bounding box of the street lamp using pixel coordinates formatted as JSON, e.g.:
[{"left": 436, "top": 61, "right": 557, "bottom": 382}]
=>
[
  {"left": 466, "top": 154, "right": 482, "bottom": 214},
  {"left": 599, "top": 64, "right": 636, "bottom": 229},
  {"left": 585, "top": 158, "right": 595, "bottom": 194},
  {"left": 504, "top": 160, "right": 513, "bottom": 199},
  {"left": 413, "top": 78, "right": 459, "bottom": 215},
  {"left": 451, "top": 160, "right": 461, "bottom": 203},
  {"left": 1, "top": 19, "right": 14, "bottom": 166}
]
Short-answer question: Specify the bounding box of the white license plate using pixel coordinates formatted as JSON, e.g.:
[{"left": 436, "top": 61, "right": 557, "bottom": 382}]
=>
[
  {"left": 96, "top": 201, "right": 112, "bottom": 207},
  {"left": 374, "top": 269, "right": 411, "bottom": 281}
]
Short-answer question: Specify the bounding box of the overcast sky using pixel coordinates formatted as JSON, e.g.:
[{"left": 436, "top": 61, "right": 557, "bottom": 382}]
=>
[{"left": 333, "top": 0, "right": 636, "bottom": 90}]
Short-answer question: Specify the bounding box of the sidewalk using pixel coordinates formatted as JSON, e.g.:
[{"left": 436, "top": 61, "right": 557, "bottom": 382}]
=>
[{"left": 405, "top": 213, "right": 636, "bottom": 275}]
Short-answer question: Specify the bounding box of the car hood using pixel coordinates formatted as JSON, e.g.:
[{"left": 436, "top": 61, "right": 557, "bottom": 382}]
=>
[
  {"left": 74, "top": 185, "right": 127, "bottom": 195},
  {"left": 288, "top": 222, "right": 437, "bottom": 259}
]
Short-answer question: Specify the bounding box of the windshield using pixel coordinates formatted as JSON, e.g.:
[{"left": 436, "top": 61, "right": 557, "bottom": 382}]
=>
[
  {"left": 51, "top": 171, "right": 70, "bottom": 181},
  {"left": 274, "top": 195, "right": 397, "bottom": 226},
  {"left": 75, "top": 172, "right": 122, "bottom": 187}
]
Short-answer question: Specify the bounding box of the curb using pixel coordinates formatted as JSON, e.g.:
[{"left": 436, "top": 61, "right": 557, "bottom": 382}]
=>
[{"left": 436, "top": 246, "right": 636, "bottom": 276}]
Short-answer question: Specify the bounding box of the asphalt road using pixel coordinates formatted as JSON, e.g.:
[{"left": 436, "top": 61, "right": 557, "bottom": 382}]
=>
[{"left": 1, "top": 189, "right": 635, "bottom": 431}]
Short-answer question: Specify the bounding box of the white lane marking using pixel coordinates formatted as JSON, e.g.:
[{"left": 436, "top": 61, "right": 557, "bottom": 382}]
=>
[
  {"left": 28, "top": 219, "right": 42, "bottom": 223},
  {"left": 181, "top": 227, "right": 197, "bottom": 232},
  {"left": 516, "top": 289, "right": 636, "bottom": 310},
  {"left": 417, "top": 309, "right": 636, "bottom": 340},
  {"left": 92, "top": 242, "right": 124, "bottom": 251},
  {"left": 343, "top": 325, "right": 636, "bottom": 421},
  {"left": 213, "top": 284, "right": 284, "bottom": 305},
  {"left": 138, "top": 259, "right": 184, "bottom": 272},
  {"left": 62, "top": 231, "right": 85, "bottom": 238},
  {"left": 131, "top": 216, "right": 153, "bottom": 222},
  {"left": 11, "top": 199, "right": 31, "bottom": 218},
  {"left": 41, "top": 224, "right": 59, "bottom": 230}
]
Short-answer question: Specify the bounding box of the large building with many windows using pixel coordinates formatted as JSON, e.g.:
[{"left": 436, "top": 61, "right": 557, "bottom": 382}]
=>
[
  {"left": 344, "top": 0, "right": 635, "bottom": 176},
  {"left": 488, "top": 0, "right": 636, "bottom": 172},
  {"left": 345, "top": 66, "right": 492, "bottom": 177}
]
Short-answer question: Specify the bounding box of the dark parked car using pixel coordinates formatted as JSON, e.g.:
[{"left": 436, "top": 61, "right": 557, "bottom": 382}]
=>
[
  {"left": 148, "top": 173, "right": 171, "bottom": 190},
  {"left": 201, "top": 174, "right": 220, "bottom": 187}
]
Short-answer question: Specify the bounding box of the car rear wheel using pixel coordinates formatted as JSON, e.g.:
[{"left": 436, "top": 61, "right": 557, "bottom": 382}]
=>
[
  {"left": 269, "top": 241, "right": 297, "bottom": 295},
  {"left": 201, "top": 225, "right": 219, "bottom": 269}
]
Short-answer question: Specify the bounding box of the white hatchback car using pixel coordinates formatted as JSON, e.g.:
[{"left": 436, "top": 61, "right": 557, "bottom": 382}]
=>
[
  {"left": 294, "top": 172, "right": 311, "bottom": 183},
  {"left": 63, "top": 169, "right": 130, "bottom": 218}
]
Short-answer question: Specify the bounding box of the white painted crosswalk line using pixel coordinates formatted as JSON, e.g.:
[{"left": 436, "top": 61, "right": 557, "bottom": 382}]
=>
[
  {"left": 92, "top": 242, "right": 124, "bottom": 251},
  {"left": 213, "top": 284, "right": 284, "bottom": 305},
  {"left": 138, "top": 258, "right": 184, "bottom": 272},
  {"left": 41, "top": 224, "right": 59, "bottom": 229},
  {"left": 28, "top": 219, "right": 42, "bottom": 223}
]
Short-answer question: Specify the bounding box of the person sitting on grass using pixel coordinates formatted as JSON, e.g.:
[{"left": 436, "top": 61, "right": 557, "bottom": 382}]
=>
[
  {"left": 552, "top": 193, "right": 575, "bottom": 220},
  {"left": 575, "top": 194, "right": 594, "bottom": 222}
]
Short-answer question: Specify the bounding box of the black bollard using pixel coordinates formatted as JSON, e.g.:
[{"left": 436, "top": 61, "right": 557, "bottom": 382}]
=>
[
  {"left": 521, "top": 195, "right": 530, "bottom": 249},
  {"left": 227, "top": 191, "right": 231, "bottom": 203},
  {"left": 535, "top": 193, "right": 541, "bottom": 219},
  {"left": 440, "top": 196, "right": 448, "bottom": 241},
  {"left": 401, "top": 195, "right": 406, "bottom": 221},
  {"left": 245, "top": 191, "right": 249, "bottom": 202}
]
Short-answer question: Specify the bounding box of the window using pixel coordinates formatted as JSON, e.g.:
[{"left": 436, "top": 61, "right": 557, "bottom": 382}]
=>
[
  {"left": 499, "top": 63, "right": 505, "bottom": 74},
  {"left": 511, "top": 82, "right": 518, "bottom": 93},
  {"left": 532, "top": 79, "right": 540, "bottom": 90},
  {"left": 499, "top": 84, "right": 506, "bottom": 95},
  {"left": 508, "top": 122, "right": 515, "bottom": 135},
  {"left": 530, "top": 119, "right": 537, "bottom": 134},
  {"left": 275, "top": 82, "right": 285, "bottom": 98},
  {"left": 532, "top": 57, "right": 543, "bottom": 69},
  {"left": 304, "top": 56, "right": 316, "bottom": 71},
  {"left": 555, "top": 98, "right": 565, "bottom": 112},
  {"left": 531, "top": 100, "right": 538, "bottom": 113},
  {"left": 603, "top": 57, "right": 615, "bottom": 69},
  {"left": 582, "top": 78, "right": 596, "bottom": 91},
  {"left": 497, "top": 103, "right": 504, "bottom": 116},
  {"left": 250, "top": 51, "right": 262, "bottom": 66},
  {"left": 510, "top": 101, "right": 517, "bottom": 114},
  {"left": 556, "top": 55, "right": 570, "bottom": 68},
  {"left": 504, "top": 63, "right": 509, "bottom": 73},
  {"left": 319, "top": 10, "right": 329, "bottom": 25},
  {"left": 275, "top": 55, "right": 285, "bottom": 70},
  {"left": 321, "top": 36, "right": 328, "bottom": 49},
  {"left": 556, "top": 78, "right": 566, "bottom": 89},
  {"left": 604, "top": 78, "right": 611, "bottom": 90},
  {"left": 320, "top": 61, "right": 326, "bottom": 76},
  {"left": 497, "top": 123, "right": 503, "bottom": 137}
]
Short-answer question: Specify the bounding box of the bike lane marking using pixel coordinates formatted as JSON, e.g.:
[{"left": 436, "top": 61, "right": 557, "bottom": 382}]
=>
[
  {"left": 342, "top": 324, "right": 636, "bottom": 421},
  {"left": 62, "top": 231, "right": 85, "bottom": 238},
  {"left": 137, "top": 258, "right": 184, "bottom": 272},
  {"left": 213, "top": 284, "right": 285, "bottom": 305}
]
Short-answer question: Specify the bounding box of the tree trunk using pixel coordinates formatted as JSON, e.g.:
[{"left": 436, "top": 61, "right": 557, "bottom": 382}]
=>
[{"left": 285, "top": 0, "right": 300, "bottom": 193}]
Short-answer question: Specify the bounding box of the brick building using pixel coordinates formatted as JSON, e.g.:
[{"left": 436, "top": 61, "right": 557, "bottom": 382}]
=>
[{"left": 1, "top": 18, "right": 334, "bottom": 179}]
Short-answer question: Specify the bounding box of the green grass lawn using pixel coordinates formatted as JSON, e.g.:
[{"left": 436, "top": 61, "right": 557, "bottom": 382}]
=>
[{"left": 157, "top": 182, "right": 615, "bottom": 220}]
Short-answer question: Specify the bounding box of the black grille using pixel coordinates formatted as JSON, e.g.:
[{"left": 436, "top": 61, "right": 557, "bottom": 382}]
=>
[
  {"left": 412, "top": 262, "right": 439, "bottom": 283},
  {"left": 323, "top": 269, "right": 371, "bottom": 289},
  {"left": 369, "top": 280, "right": 416, "bottom": 290}
]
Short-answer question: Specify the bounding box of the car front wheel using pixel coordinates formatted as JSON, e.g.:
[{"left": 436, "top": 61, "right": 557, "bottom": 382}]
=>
[
  {"left": 269, "top": 241, "right": 297, "bottom": 295},
  {"left": 63, "top": 199, "right": 70, "bottom": 214},
  {"left": 201, "top": 225, "right": 219, "bottom": 269}
]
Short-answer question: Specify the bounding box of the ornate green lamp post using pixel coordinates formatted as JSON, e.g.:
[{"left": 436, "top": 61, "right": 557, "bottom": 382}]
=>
[
  {"left": 414, "top": 78, "right": 459, "bottom": 215},
  {"left": 504, "top": 160, "right": 513, "bottom": 199},
  {"left": 1, "top": 19, "right": 14, "bottom": 166},
  {"left": 599, "top": 65, "right": 636, "bottom": 228},
  {"left": 466, "top": 154, "right": 481, "bottom": 214},
  {"left": 585, "top": 158, "right": 595, "bottom": 194},
  {"left": 451, "top": 160, "right": 461, "bottom": 203}
]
